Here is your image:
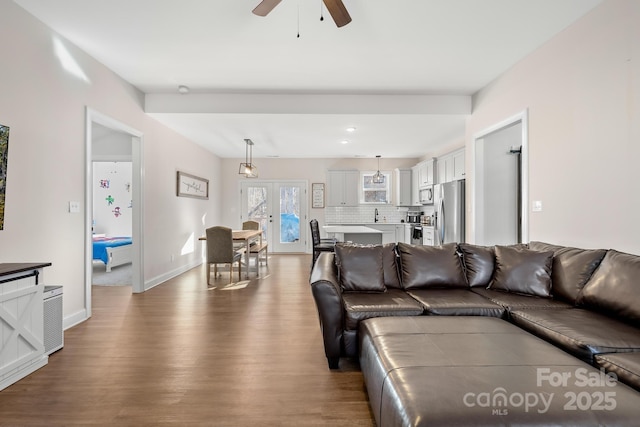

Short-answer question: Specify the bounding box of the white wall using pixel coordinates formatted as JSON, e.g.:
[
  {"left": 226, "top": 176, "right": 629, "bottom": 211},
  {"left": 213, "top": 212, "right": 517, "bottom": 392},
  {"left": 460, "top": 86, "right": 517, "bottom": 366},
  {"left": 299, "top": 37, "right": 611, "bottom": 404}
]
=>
[
  {"left": 92, "top": 162, "right": 132, "bottom": 237},
  {"left": 0, "top": 2, "right": 222, "bottom": 322},
  {"left": 466, "top": 0, "right": 640, "bottom": 254}
]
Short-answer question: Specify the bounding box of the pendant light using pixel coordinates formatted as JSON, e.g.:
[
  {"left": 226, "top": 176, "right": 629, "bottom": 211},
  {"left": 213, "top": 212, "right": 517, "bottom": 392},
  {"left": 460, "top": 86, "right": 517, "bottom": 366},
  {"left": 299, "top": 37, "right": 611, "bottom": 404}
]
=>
[
  {"left": 239, "top": 139, "right": 258, "bottom": 178},
  {"left": 372, "top": 155, "right": 385, "bottom": 184}
]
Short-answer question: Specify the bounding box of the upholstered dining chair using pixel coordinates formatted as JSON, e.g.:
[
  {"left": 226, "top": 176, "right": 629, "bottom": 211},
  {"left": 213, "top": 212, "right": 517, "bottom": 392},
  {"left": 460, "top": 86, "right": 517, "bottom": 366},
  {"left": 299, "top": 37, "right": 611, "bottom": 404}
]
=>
[
  {"left": 310, "top": 219, "right": 336, "bottom": 268},
  {"left": 206, "top": 226, "right": 242, "bottom": 285},
  {"left": 241, "top": 220, "right": 268, "bottom": 272}
]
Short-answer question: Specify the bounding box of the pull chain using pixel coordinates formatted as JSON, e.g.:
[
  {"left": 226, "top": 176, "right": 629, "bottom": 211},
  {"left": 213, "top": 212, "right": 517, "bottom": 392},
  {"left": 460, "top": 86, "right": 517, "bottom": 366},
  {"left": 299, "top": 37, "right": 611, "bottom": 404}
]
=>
[{"left": 320, "top": 0, "right": 324, "bottom": 21}]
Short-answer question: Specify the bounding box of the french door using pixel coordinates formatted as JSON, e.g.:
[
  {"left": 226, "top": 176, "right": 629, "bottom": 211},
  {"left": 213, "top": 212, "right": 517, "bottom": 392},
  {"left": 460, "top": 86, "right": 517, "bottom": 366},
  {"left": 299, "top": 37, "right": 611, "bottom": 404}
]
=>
[{"left": 240, "top": 181, "right": 307, "bottom": 253}]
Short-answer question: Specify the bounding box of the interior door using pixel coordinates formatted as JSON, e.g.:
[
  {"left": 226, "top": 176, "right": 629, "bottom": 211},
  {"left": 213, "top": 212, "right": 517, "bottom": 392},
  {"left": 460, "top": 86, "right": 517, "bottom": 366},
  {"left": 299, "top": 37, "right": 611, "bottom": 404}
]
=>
[{"left": 240, "top": 181, "right": 307, "bottom": 253}]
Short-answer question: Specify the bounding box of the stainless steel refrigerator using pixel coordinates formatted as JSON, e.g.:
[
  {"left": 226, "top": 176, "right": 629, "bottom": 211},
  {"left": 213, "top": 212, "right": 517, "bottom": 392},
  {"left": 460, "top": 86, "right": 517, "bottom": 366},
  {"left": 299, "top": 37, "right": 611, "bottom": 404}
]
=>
[{"left": 434, "top": 179, "right": 465, "bottom": 245}]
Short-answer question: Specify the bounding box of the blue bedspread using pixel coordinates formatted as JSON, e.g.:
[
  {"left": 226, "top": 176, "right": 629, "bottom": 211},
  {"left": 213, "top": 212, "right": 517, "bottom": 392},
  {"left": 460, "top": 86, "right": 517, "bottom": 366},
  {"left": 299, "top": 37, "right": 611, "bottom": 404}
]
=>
[{"left": 93, "top": 236, "right": 132, "bottom": 264}]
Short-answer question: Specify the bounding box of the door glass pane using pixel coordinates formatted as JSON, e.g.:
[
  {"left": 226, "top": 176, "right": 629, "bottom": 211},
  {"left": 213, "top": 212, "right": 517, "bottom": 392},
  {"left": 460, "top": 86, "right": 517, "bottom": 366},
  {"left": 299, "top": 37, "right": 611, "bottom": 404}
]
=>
[
  {"left": 247, "top": 186, "right": 268, "bottom": 239},
  {"left": 279, "top": 186, "right": 300, "bottom": 243}
]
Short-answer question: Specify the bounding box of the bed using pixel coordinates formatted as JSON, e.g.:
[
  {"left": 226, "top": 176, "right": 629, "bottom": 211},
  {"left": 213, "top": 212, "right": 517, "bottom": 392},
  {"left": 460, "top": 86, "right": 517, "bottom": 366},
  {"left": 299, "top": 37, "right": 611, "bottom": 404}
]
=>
[{"left": 93, "top": 236, "right": 133, "bottom": 272}]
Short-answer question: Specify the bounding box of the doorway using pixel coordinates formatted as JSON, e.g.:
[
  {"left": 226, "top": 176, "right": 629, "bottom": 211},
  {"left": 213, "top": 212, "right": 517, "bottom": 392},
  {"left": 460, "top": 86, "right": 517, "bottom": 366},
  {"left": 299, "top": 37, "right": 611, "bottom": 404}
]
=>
[
  {"left": 85, "top": 108, "right": 144, "bottom": 318},
  {"left": 473, "top": 110, "right": 529, "bottom": 245},
  {"left": 240, "top": 181, "right": 307, "bottom": 253}
]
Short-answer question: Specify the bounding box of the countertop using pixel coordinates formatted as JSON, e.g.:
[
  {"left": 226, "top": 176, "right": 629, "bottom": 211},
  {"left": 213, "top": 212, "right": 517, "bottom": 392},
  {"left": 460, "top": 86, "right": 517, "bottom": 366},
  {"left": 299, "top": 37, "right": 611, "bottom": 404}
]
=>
[
  {"left": 0, "top": 262, "right": 52, "bottom": 277},
  {"left": 323, "top": 225, "right": 384, "bottom": 234}
]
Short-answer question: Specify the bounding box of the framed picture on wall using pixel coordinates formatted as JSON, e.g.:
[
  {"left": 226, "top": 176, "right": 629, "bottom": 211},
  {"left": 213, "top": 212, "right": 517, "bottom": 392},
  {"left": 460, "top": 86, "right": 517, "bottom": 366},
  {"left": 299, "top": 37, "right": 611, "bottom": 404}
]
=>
[
  {"left": 0, "top": 123, "right": 9, "bottom": 230},
  {"left": 176, "top": 171, "right": 209, "bottom": 199},
  {"left": 312, "top": 183, "right": 325, "bottom": 208}
]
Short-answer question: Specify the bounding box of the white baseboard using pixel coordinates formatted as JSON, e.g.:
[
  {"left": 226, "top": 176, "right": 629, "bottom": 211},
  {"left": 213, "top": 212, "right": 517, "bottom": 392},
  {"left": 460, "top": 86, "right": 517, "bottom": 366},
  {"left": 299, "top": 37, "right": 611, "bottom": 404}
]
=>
[
  {"left": 144, "top": 260, "right": 202, "bottom": 291},
  {"left": 64, "top": 308, "right": 88, "bottom": 330}
]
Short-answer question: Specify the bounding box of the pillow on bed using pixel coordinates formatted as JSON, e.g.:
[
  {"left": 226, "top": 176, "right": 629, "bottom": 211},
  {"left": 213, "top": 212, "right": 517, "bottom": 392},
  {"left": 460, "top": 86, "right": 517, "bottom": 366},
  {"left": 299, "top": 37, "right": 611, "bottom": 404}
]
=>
[
  {"left": 334, "top": 243, "right": 386, "bottom": 293},
  {"left": 489, "top": 245, "right": 554, "bottom": 297}
]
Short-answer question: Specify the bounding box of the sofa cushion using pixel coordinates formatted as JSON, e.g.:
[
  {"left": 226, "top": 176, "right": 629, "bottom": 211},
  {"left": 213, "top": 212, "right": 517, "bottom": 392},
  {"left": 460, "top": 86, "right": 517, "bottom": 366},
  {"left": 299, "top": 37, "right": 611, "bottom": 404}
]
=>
[
  {"left": 342, "top": 289, "right": 424, "bottom": 331},
  {"left": 595, "top": 352, "right": 640, "bottom": 392},
  {"left": 578, "top": 249, "right": 640, "bottom": 326},
  {"left": 489, "top": 245, "right": 553, "bottom": 297},
  {"left": 334, "top": 243, "right": 385, "bottom": 292},
  {"left": 510, "top": 308, "right": 640, "bottom": 363},
  {"left": 397, "top": 242, "right": 467, "bottom": 289},
  {"left": 458, "top": 243, "right": 495, "bottom": 288},
  {"left": 381, "top": 243, "right": 402, "bottom": 289},
  {"left": 472, "top": 288, "right": 573, "bottom": 311},
  {"left": 407, "top": 288, "right": 505, "bottom": 317},
  {"left": 529, "top": 241, "right": 606, "bottom": 304}
]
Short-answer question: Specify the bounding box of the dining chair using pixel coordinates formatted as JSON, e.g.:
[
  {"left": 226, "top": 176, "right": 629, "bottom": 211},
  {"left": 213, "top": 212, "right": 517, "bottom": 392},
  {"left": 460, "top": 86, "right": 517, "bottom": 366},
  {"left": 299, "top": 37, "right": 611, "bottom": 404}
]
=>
[
  {"left": 206, "top": 226, "right": 242, "bottom": 285},
  {"left": 242, "top": 220, "right": 268, "bottom": 271},
  {"left": 310, "top": 219, "right": 336, "bottom": 268}
]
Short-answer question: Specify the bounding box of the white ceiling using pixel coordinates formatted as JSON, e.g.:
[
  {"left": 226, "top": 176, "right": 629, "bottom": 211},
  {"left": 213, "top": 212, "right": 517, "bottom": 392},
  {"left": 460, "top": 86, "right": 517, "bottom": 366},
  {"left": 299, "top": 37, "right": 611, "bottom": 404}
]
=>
[{"left": 15, "top": 0, "right": 601, "bottom": 158}]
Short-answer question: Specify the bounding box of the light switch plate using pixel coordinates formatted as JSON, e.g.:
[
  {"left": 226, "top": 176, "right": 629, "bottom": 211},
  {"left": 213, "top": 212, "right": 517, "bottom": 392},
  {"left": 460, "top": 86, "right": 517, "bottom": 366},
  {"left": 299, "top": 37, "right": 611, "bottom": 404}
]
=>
[
  {"left": 69, "top": 201, "right": 81, "bottom": 213},
  {"left": 532, "top": 200, "right": 542, "bottom": 212}
]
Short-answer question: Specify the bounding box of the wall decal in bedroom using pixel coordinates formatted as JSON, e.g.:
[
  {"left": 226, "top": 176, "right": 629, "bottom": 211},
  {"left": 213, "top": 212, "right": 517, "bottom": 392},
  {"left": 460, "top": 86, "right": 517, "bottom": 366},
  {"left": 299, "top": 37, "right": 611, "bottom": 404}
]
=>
[
  {"left": 112, "top": 207, "right": 122, "bottom": 217},
  {"left": 0, "top": 122, "right": 9, "bottom": 230},
  {"left": 105, "top": 195, "right": 114, "bottom": 205},
  {"left": 100, "top": 179, "right": 110, "bottom": 189}
]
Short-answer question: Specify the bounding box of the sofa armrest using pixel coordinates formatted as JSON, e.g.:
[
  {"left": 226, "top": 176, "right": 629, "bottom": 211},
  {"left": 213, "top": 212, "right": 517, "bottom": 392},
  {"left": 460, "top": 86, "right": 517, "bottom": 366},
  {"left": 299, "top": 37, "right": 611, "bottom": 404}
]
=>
[{"left": 310, "top": 252, "right": 344, "bottom": 368}]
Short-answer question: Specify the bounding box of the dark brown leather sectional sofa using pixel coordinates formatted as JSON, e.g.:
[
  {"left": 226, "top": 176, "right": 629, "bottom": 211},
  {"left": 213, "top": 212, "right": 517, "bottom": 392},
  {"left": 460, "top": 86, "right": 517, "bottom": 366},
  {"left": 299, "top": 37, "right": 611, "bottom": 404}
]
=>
[{"left": 309, "top": 241, "right": 640, "bottom": 390}]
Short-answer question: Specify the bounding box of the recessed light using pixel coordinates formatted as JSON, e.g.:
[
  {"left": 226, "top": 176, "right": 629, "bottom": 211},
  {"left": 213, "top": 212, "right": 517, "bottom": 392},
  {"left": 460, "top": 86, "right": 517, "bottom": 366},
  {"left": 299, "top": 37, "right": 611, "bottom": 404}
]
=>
[
  {"left": 346, "top": 127, "right": 356, "bottom": 132},
  {"left": 178, "top": 85, "right": 190, "bottom": 94},
  {"left": 340, "top": 140, "right": 349, "bottom": 144}
]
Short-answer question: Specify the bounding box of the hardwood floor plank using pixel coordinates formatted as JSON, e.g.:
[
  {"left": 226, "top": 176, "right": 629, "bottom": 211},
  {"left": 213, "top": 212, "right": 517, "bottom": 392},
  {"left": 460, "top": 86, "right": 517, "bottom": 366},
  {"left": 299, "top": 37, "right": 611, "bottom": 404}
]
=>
[{"left": 0, "top": 254, "right": 374, "bottom": 426}]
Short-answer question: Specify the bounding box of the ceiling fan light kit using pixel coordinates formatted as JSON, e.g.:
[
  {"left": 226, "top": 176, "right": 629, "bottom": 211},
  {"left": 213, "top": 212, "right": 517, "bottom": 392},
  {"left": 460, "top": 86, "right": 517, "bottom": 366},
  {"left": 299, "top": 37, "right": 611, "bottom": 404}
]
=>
[{"left": 252, "top": 0, "right": 351, "bottom": 27}]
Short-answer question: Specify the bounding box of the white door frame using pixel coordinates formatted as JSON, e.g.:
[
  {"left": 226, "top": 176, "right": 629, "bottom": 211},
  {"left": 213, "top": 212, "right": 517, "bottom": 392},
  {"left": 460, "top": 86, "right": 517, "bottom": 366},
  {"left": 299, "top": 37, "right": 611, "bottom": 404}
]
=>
[
  {"left": 472, "top": 109, "right": 529, "bottom": 244},
  {"left": 85, "top": 108, "right": 145, "bottom": 317},
  {"left": 239, "top": 180, "right": 308, "bottom": 253}
]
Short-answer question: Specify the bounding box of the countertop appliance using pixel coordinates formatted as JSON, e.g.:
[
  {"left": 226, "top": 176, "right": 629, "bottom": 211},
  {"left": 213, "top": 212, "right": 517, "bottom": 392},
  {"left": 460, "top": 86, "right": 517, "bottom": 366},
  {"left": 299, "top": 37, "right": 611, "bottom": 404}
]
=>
[
  {"left": 434, "top": 179, "right": 465, "bottom": 245},
  {"left": 419, "top": 185, "right": 434, "bottom": 205},
  {"left": 406, "top": 211, "right": 423, "bottom": 224}
]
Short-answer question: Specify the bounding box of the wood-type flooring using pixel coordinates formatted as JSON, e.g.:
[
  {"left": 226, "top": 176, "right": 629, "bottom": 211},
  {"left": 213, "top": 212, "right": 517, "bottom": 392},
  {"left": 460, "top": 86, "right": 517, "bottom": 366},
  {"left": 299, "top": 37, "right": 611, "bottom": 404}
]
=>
[{"left": 0, "top": 254, "right": 374, "bottom": 426}]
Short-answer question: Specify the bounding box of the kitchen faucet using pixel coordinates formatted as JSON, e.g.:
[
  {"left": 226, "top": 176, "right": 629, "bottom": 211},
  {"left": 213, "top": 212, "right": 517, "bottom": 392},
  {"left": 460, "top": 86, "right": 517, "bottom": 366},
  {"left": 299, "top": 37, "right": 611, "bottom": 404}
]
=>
[{"left": 374, "top": 208, "right": 379, "bottom": 223}]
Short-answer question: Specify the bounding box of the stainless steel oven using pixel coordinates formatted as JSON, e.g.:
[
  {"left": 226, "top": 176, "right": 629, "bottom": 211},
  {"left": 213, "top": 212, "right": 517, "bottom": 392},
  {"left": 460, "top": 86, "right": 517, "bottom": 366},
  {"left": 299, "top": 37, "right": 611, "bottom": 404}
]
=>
[{"left": 410, "top": 224, "right": 423, "bottom": 245}]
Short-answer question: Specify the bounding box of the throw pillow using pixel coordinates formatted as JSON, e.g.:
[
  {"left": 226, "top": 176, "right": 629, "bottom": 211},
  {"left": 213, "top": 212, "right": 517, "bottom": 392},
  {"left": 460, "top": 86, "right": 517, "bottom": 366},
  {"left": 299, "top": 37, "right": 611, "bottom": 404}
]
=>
[
  {"left": 529, "top": 241, "right": 606, "bottom": 303},
  {"left": 489, "top": 245, "right": 554, "bottom": 297},
  {"left": 397, "top": 242, "right": 467, "bottom": 289},
  {"left": 334, "top": 243, "right": 386, "bottom": 292},
  {"left": 578, "top": 250, "right": 640, "bottom": 325},
  {"left": 458, "top": 243, "right": 495, "bottom": 288}
]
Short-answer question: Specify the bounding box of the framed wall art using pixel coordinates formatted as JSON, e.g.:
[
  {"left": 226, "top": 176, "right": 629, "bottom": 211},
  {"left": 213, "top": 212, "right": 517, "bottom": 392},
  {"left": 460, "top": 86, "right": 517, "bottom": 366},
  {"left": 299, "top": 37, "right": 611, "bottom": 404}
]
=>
[
  {"left": 0, "top": 123, "right": 9, "bottom": 230},
  {"left": 312, "top": 183, "right": 325, "bottom": 208},
  {"left": 176, "top": 171, "right": 209, "bottom": 200}
]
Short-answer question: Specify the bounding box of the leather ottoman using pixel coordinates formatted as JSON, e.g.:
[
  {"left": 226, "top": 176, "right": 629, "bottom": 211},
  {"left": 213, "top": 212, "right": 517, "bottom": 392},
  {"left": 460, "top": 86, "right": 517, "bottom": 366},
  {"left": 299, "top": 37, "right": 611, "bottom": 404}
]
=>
[{"left": 359, "top": 316, "right": 640, "bottom": 427}]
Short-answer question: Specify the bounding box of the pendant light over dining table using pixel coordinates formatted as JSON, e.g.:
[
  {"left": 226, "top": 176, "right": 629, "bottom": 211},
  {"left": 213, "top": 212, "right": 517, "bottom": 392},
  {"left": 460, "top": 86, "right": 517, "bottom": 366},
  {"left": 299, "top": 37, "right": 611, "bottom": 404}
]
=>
[
  {"left": 239, "top": 139, "right": 258, "bottom": 178},
  {"left": 373, "top": 155, "right": 385, "bottom": 184}
]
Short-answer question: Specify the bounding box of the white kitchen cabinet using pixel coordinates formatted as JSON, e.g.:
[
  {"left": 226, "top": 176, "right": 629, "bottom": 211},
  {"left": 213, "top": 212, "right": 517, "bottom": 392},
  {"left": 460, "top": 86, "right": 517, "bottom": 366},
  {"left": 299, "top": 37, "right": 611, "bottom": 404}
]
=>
[
  {"left": 423, "top": 227, "right": 435, "bottom": 246},
  {"left": 393, "top": 168, "right": 412, "bottom": 206},
  {"left": 411, "top": 166, "right": 421, "bottom": 206},
  {"left": 368, "top": 224, "right": 396, "bottom": 245},
  {"left": 436, "top": 149, "right": 465, "bottom": 184},
  {"left": 417, "top": 158, "right": 435, "bottom": 188},
  {"left": 326, "top": 170, "right": 359, "bottom": 206},
  {"left": 395, "top": 224, "right": 406, "bottom": 243}
]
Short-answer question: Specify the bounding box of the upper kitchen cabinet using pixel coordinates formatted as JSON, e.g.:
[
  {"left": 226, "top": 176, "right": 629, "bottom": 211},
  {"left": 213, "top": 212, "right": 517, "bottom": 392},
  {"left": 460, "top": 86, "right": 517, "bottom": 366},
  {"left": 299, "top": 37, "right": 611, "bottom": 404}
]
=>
[
  {"left": 411, "top": 165, "right": 421, "bottom": 206},
  {"left": 416, "top": 158, "right": 436, "bottom": 188},
  {"left": 437, "top": 148, "right": 466, "bottom": 183},
  {"left": 393, "top": 168, "right": 412, "bottom": 206},
  {"left": 326, "top": 170, "right": 359, "bottom": 206}
]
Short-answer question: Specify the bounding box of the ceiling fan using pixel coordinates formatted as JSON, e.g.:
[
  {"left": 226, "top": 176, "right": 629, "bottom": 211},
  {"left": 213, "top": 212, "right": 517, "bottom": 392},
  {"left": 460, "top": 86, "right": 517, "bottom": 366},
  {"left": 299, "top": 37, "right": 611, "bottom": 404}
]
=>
[{"left": 253, "top": 0, "right": 352, "bottom": 28}]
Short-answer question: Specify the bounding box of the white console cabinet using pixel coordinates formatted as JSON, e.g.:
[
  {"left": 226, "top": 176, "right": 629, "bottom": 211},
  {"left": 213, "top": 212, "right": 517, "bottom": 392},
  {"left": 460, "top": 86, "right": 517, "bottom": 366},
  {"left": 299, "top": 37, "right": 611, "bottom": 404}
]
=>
[{"left": 0, "top": 263, "right": 51, "bottom": 391}]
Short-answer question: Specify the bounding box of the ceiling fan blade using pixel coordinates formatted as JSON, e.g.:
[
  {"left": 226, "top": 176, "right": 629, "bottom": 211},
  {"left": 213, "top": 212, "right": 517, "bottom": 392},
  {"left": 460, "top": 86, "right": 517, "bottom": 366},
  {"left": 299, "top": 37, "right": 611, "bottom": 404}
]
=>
[
  {"left": 322, "top": 0, "right": 352, "bottom": 27},
  {"left": 252, "top": 0, "right": 282, "bottom": 17}
]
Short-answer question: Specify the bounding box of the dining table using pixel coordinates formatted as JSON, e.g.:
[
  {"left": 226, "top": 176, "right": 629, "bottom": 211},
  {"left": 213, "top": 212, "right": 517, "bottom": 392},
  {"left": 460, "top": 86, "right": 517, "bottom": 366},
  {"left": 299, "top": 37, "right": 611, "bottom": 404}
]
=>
[{"left": 199, "top": 229, "right": 263, "bottom": 278}]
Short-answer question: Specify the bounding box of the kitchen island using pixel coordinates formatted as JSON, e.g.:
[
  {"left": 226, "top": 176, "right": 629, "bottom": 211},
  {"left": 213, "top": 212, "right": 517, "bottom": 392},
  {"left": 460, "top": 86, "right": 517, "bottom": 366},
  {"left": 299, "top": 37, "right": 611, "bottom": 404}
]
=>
[{"left": 323, "top": 225, "right": 384, "bottom": 245}]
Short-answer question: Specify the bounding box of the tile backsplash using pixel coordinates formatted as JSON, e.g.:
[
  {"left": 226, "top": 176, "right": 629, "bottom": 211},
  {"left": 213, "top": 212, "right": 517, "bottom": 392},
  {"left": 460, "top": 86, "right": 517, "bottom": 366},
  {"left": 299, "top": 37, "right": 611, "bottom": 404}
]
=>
[{"left": 325, "top": 205, "right": 434, "bottom": 224}]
